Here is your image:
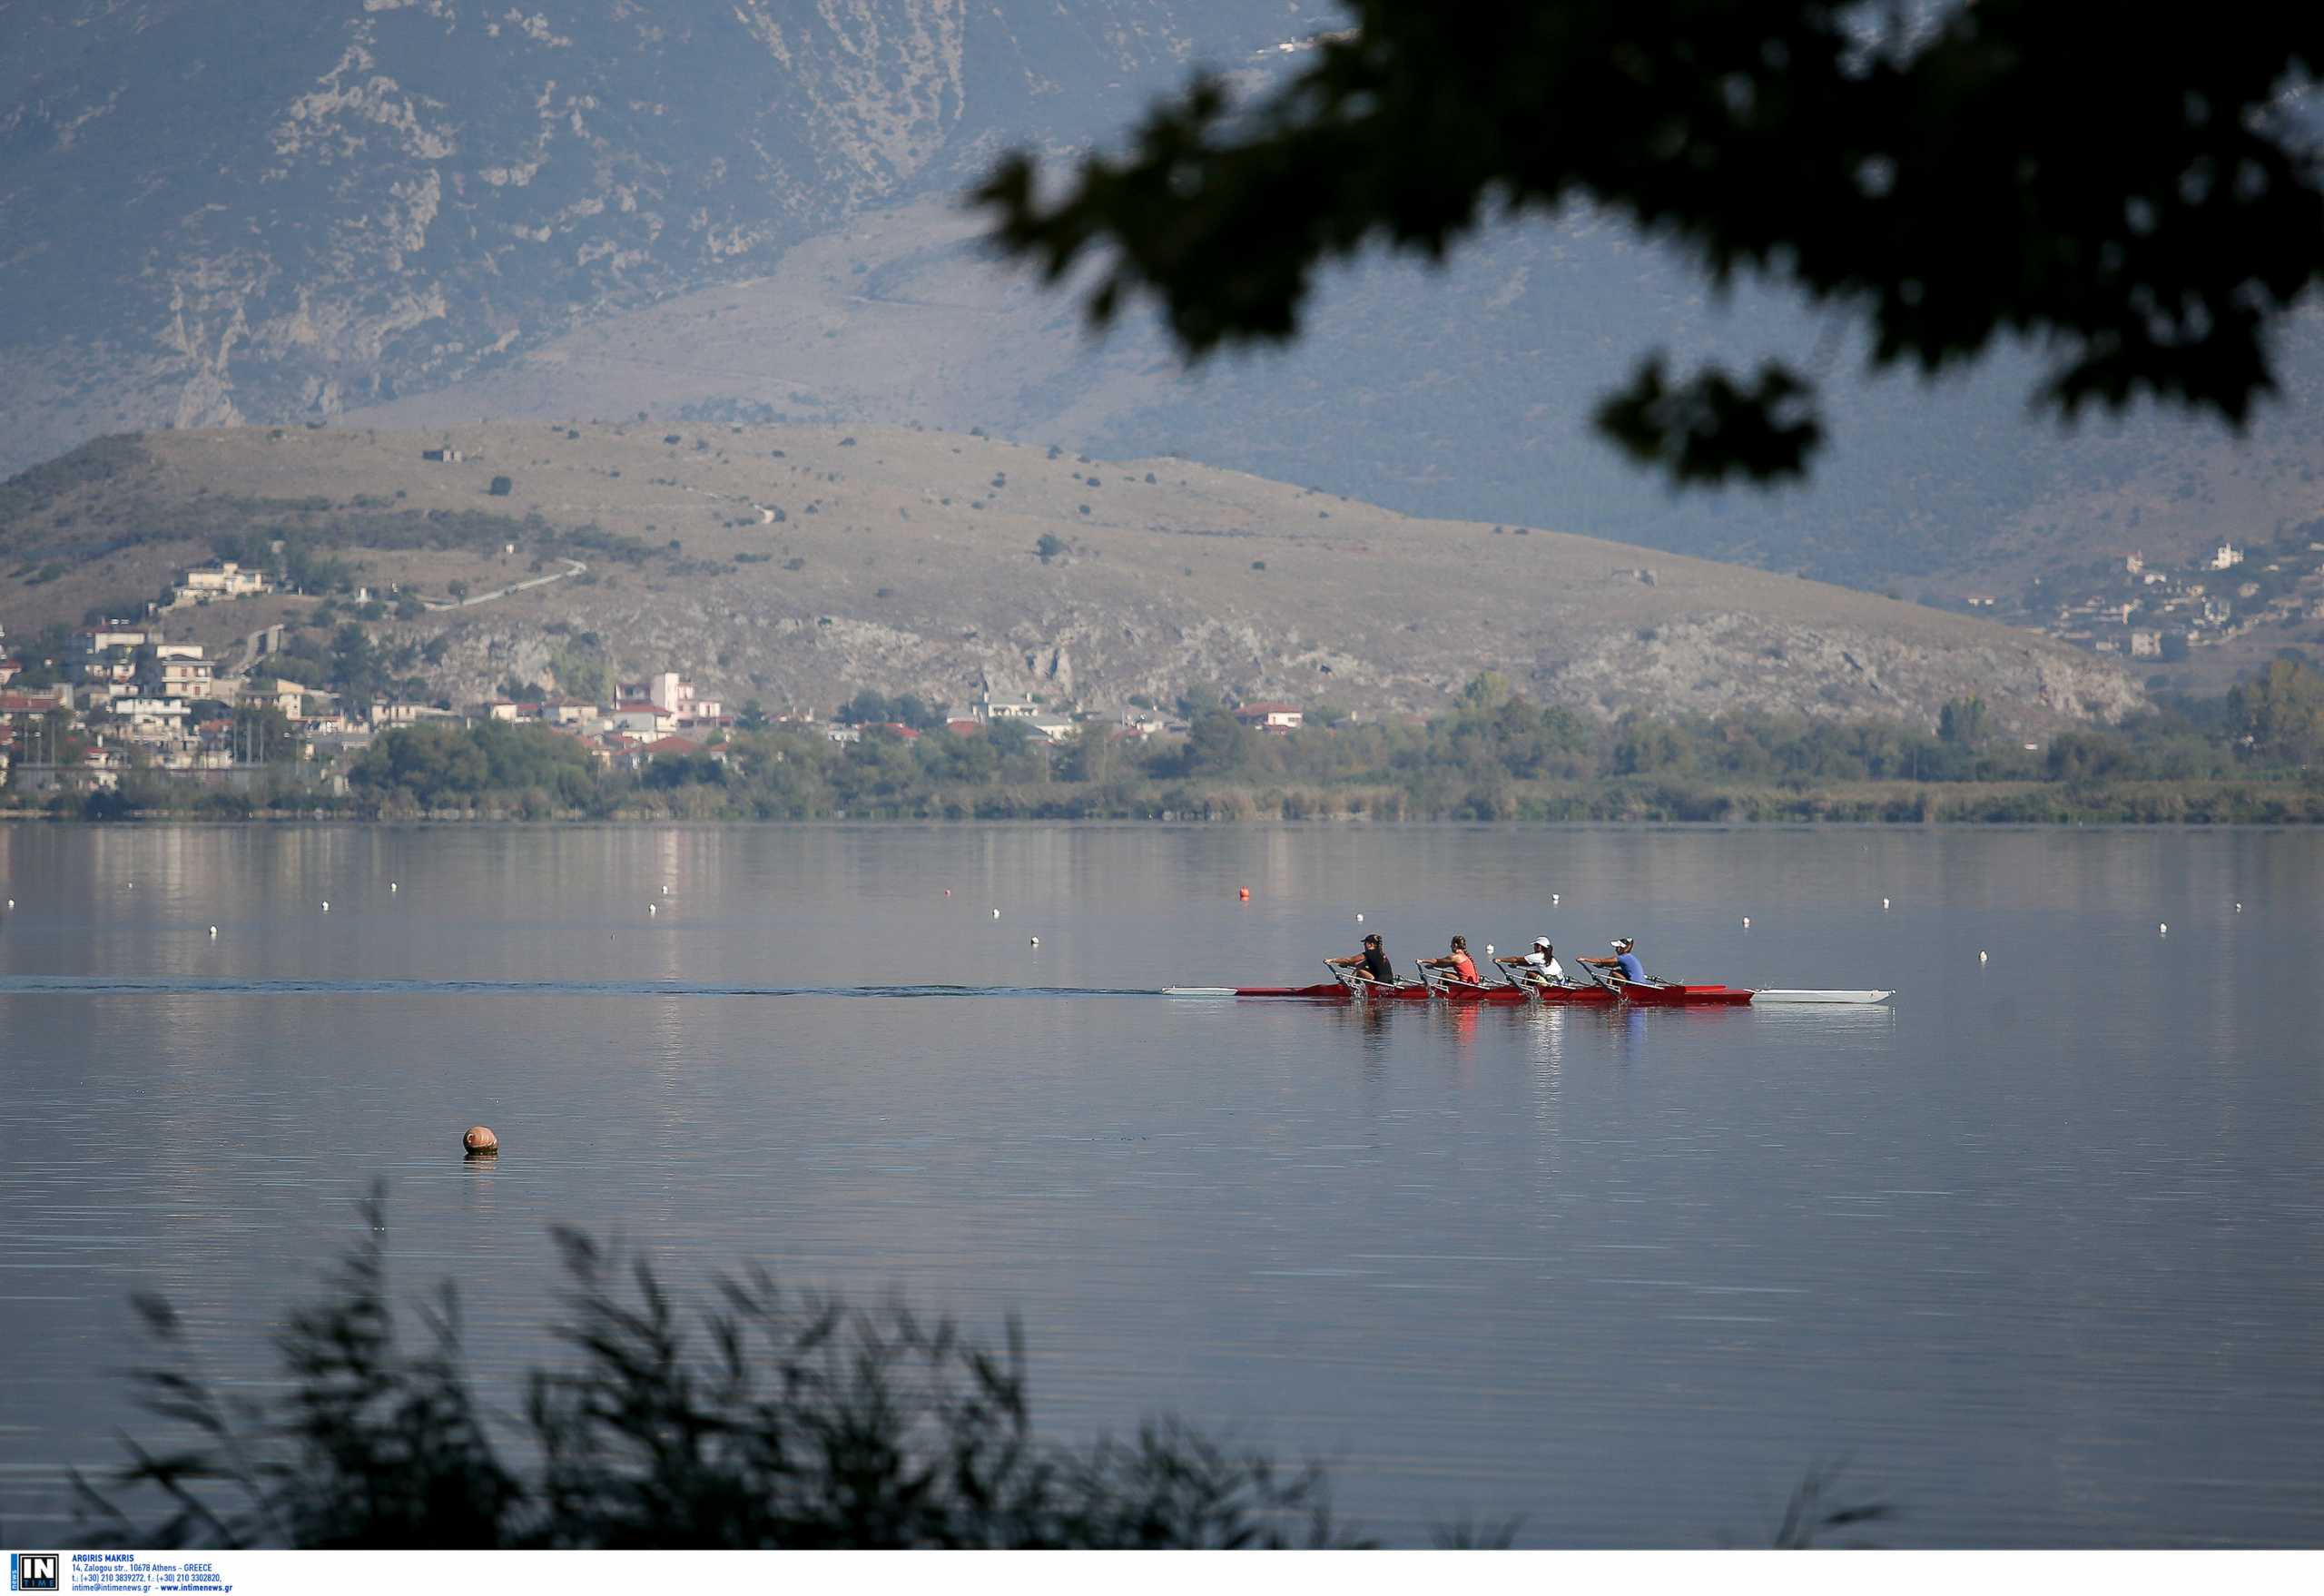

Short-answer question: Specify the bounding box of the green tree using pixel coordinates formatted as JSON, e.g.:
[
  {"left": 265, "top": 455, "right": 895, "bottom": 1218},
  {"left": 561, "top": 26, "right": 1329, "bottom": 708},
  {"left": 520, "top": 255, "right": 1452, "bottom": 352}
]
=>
[
  {"left": 330, "top": 624, "right": 394, "bottom": 711},
  {"left": 1937, "top": 695, "right": 1989, "bottom": 746},
  {"left": 2229, "top": 660, "right": 2324, "bottom": 767},
  {"left": 1186, "top": 710, "right": 1251, "bottom": 777},
  {"left": 977, "top": 2, "right": 2324, "bottom": 487}
]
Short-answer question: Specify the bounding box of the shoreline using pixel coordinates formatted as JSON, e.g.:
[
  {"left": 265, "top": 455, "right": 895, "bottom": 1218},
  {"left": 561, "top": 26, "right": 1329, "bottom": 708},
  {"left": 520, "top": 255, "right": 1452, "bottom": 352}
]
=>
[{"left": 6, "top": 779, "right": 2322, "bottom": 830}]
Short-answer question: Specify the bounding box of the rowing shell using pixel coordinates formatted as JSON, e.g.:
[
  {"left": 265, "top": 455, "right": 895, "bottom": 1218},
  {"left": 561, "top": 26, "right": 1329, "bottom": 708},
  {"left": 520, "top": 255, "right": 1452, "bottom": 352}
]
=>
[
  {"left": 1164, "top": 981, "right": 1611, "bottom": 1004},
  {"left": 1163, "top": 983, "right": 1895, "bottom": 1006}
]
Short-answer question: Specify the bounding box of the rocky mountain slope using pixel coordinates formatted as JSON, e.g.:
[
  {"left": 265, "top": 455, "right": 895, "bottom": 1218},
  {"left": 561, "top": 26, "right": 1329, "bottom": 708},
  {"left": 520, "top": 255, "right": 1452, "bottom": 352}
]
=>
[
  {"left": 0, "top": 0, "right": 1297, "bottom": 467},
  {"left": 6, "top": 0, "right": 2320, "bottom": 607},
  {"left": 0, "top": 424, "right": 2142, "bottom": 732}
]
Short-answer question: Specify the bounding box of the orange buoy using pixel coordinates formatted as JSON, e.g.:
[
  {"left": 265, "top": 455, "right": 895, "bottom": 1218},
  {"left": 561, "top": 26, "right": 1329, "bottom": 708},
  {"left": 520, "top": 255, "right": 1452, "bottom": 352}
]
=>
[
  {"left": 1238, "top": 886, "right": 1250, "bottom": 901},
  {"left": 462, "top": 1125, "right": 499, "bottom": 1157}
]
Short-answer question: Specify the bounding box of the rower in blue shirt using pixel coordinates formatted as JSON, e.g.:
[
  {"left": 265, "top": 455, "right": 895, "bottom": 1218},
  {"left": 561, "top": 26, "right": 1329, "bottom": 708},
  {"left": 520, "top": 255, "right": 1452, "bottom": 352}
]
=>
[{"left": 1581, "top": 936, "right": 1652, "bottom": 985}]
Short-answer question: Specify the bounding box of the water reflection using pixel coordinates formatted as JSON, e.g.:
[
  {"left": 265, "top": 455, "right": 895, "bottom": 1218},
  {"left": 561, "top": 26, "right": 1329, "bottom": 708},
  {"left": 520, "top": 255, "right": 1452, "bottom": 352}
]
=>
[{"left": 2, "top": 824, "right": 2320, "bottom": 1548}]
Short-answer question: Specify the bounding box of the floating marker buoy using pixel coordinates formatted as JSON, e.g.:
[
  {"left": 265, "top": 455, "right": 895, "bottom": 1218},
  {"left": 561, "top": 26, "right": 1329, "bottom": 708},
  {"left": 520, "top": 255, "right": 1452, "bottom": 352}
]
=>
[
  {"left": 209, "top": 926, "right": 218, "bottom": 938},
  {"left": 992, "top": 908, "right": 1000, "bottom": 919},
  {"left": 662, "top": 884, "right": 672, "bottom": 895},
  {"left": 5, "top": 900, "right": 13, "bottom": 910},
  {"left": 1882, "top": 898, "right": 1890, "bottom": 910},
  {"left": 1355, "top": 912, "right": 1364, "bottom": 923},
  {"left": 648, "top": 903, "right": 657, "bottom": 915},
  {"left": 944, "top": 888, "right": 951, "bottom": 897},
  {"left": 320, "top": 901, "right": 330, "bottom": 911},
  {"left": 462, "top": 1125, "right": 499, "bottom": 1158},
  {"left": 2159, "top": 922, "right": 2168, "bottom": 935},
  {"left": 1484, "top": 944, "right": 1495, "bottom": 960},
  {"left": 1551, "top": 893, "right": 1560, "bottom": 906},
  {"left": 2235, "top": 902, "right": 2242, "bottom": 912},
  {"left": 1238, "top": 886, "right": 1250, "bottom": 901},
  {"left": 1741, "top": 917, "right": 1751, "bottom": 928},
  {"left": 1979, "top": 951, "right": 1989, "bottom": 963},
  {"left": 390, "top": 882, "right": 399, "bottom": 892},
  {"left": 1029, "top": 936, "right": 1039, "bottom": 947}
]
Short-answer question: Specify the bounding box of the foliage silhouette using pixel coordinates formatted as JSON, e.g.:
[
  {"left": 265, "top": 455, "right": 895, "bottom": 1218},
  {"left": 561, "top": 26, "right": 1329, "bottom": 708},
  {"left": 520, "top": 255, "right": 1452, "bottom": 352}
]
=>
[
  {"left": 74, "top": 1190, "right": 1354, "bottom": 1550},
  {"left": 977, "top": 1, "right": 2324, "bottom": 487}
]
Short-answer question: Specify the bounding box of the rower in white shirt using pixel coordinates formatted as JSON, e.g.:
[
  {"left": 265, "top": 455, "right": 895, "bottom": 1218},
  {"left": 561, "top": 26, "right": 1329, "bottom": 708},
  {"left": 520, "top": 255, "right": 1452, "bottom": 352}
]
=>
[{"left": 1496, "top": 936, "right": 1568, "bottom": 990}]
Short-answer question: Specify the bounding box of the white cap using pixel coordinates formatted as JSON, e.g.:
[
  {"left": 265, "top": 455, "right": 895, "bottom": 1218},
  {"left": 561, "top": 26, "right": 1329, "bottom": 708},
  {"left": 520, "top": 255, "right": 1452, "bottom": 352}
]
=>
[{"left": 1533, "top": 936, "right": 1551, "bottom": 949}]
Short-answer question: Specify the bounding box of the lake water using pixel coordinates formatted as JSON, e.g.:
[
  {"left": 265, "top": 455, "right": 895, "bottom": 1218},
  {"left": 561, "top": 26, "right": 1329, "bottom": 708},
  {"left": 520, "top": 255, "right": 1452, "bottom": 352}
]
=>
[{"left": 2, "top": 823, "right": 2320, "bottom": 1547}]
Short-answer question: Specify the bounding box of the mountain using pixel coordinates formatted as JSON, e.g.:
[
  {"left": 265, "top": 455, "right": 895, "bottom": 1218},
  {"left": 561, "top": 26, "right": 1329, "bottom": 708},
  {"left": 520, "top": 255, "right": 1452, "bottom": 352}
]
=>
[
  {"left": 0, "top": 424, "right": 2141, "bottom": 732},
  {"left": 0, "top": 0, "right": 1302, "bottom": 463},
  {"left": 5, "top": 0, "right": 2319, "bottom": 608}
]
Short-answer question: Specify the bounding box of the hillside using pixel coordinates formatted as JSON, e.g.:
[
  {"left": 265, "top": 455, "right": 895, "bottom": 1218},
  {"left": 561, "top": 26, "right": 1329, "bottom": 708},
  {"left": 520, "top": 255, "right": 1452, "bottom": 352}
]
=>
[
  {"left": 0, "top": 425, "right": 2141, "bottom": 732},
  {"left": 5, "top": 1, "right": 2321, "bottom": 606}
]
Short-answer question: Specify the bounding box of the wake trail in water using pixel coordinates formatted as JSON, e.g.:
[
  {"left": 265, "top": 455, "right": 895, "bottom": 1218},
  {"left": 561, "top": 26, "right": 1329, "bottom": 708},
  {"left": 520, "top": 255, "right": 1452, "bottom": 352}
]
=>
[{"left": 0, "top": 976, "right": 1162, "bottom": 1000}]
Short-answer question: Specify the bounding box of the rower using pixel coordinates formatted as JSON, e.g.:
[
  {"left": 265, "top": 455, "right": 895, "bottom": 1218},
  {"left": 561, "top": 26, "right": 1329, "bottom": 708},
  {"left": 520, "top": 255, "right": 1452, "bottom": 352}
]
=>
[
  {"left": 1497, "top": 936, "right": 1566, "bottom": 989},
  {"left": 1419, "top": 934, "right": 1483, "bottom": 985},
  {"left": 1581, "top": 937, "right": 1651, "bottom": 985},
  {"left": 1327, "top": 932, "right": 1396, "bottom": 985}
]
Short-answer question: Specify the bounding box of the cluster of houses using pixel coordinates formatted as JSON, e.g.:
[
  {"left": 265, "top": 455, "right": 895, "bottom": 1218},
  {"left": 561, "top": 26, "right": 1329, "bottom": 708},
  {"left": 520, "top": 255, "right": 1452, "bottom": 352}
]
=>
[
  {"left": 1988, "top": 539, "right": 2324, "bottom": 661},
  {"left": 1, "top": 610, "right": 1312, "bottom": 797}
]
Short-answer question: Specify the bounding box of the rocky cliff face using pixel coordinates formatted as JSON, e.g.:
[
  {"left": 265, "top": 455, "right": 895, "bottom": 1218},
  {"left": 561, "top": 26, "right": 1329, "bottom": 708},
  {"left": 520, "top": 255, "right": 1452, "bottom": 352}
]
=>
[{"left": 0, "top": 0, "right": 1294, "bottom": 469}]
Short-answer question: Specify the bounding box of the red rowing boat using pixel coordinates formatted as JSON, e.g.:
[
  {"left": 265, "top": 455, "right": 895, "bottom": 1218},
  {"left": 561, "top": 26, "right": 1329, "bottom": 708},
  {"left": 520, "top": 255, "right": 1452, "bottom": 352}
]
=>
[{"left": 1183, "top": 980, "right": 1618, "bottom": 1004}]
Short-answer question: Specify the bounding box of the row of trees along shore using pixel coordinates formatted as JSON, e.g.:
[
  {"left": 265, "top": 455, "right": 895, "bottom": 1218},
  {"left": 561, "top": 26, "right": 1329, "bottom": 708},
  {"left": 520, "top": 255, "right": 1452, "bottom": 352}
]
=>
[{"left": 31, "top": 665, "right": 2324, "bottom": 824}]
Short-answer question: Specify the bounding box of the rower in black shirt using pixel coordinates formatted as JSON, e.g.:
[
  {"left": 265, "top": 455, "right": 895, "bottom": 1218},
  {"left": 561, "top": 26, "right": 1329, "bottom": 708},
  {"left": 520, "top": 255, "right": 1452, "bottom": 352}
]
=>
[{"left": 1327, "top": 932, "right": 1396, "bottom": 985}]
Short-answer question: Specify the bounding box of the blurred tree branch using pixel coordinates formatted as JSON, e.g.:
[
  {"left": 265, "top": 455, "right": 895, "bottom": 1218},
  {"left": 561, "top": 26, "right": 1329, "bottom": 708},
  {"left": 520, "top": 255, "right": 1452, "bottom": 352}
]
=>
[{"left": 974, "top": 1, "right": 2324, "bottom": 488}]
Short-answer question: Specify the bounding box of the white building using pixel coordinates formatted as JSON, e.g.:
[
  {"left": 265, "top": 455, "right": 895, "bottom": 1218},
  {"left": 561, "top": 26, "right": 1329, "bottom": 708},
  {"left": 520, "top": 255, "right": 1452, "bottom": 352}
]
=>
[
  {"left": 974, "top": 693, "right": 1039, "bottom": 722},
  {"left": 170, "top": 561, "right": 273, "bottom": 608},
  {"left": 617, "top": 674, "right": 723, "bottom": 721},
  {"left": 2211, "top": 543, "right": 2244, "bottom": 570}
]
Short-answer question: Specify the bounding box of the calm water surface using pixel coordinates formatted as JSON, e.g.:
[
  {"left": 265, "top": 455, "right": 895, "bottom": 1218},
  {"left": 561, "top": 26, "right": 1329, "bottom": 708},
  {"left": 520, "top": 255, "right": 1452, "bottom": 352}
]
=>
[{"left": 1, "top": 823, "right": 2319, "bottom": 1546}]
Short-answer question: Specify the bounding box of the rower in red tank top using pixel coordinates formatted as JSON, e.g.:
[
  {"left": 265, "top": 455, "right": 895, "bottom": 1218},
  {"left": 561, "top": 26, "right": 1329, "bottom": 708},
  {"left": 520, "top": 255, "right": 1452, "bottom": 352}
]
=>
[{"left": 1420, "top": 934, "right": 1482, "bottom": 984}]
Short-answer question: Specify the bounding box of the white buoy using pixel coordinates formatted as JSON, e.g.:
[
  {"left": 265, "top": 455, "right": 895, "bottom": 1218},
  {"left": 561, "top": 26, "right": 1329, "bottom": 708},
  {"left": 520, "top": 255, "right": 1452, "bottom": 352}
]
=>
[
  {"left": 2235, "top": 902, "right": 2242, "bottom": 912},
  {"left": 1355, "top": 912, "right": 1364, "bottom": 922},
  {"left": 390, "top": 882, "right": 399, "bottom": 892},
  {"left": 1551, "top": 893, "right": 1560, "bottom": 905},
  {"left": 1741, "top": 917, "right": 1751, "bottom": 928},
  {"left": 1882, "top": 898, "right": 1890, "bottom": 910},
  {"left": 209, "top": 926, "right": 218, "bottom": 937},
  {"left": 662, "top": 884, "right": 671, "bottom": 895},
  {"left": 1979, "top": 951, "right": 1989, "bottom": 963},
  {"left": 5, "top": 899, "right": 13, "bottom": 910},
  {"left": 2159, "top": 922, "right": 2168, "bottom": 935},
  {"left": 321, "top": 901, "right": 330, "bottom": 911},
  {"left": 1029, "top": 936, "right": 1039, "bottom": 947},
  {"left": 1484, "top": 944, "right": 1495, "bottom": 961},
  {"left": 992, "top": 908, "right": 1000, "bottom": 919},
  {"left": 649, "top": 903, "right": 658, "bottom": 915}
]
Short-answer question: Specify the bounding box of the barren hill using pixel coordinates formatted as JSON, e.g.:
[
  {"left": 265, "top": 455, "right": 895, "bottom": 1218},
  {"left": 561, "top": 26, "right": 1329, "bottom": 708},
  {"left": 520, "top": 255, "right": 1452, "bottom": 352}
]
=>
[{"left": 0, "top": 424, "right": 2141, "bottom": 731}]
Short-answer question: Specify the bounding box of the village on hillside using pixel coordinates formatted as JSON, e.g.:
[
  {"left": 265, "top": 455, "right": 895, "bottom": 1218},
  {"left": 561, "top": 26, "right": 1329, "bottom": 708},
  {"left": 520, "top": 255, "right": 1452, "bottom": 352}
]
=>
[
  {"left": 0, "top": 559, "right": 1305, "bottom": 796},
  {"left": 1992, "top": 534, "right": 2324, "bottom": 665}
]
